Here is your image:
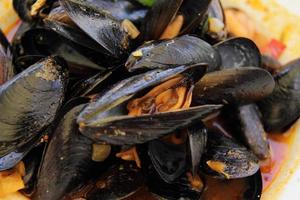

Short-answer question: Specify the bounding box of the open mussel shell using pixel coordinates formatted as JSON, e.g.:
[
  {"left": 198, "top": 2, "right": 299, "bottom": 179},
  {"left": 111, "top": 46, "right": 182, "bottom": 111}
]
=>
[
  {"left": 60, "top": 0, "right": 132, "bottom": 58},
  {"left": 0, "top": 56, "right": 67, "bottom": 158},
  {"left": 78, "top": 64, "right": 201, "bottom": 124},
  {"left": 258, "top": 58, "right": 300, "bottom": 132},
  {"left": 214, "top": 37, "right": 261, "bottom": 69},
  {"left": 33, "top": 105, "right": 95, "bottom": 200},
  {"left": 193, "top": 67, "right": 275, "bottom": 105},
  {"left": 78, "top": 63, "right": 221, "bottom": 145},
  {"left": 80, "top": 105, "right": 222, "bottom": 145},
  {"left": 202, "top": 132, "right": 259, "bottom": 179},
  {"left": 148, "top": 139, "right": 186, "bottom": 183},
  {"left": 67, "top": 162, "right": 144, "bottom": 200},
  {"left": 0, "top": 29, "right": 14, "bottom": 84},
  {"left": 237, "top": 104, "right": 270, "bottom": 160},
  {"left": 140, "top": 0, "right": 183, "bottom": 41},
  {"left": 125, "top": 35, "right": 221, "bottom": 72}
]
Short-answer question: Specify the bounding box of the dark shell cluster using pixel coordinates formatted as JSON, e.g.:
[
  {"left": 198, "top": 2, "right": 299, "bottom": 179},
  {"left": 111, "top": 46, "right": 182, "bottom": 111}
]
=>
[{"left": 0, "top": 0, "right": 299, "bottom": 199}]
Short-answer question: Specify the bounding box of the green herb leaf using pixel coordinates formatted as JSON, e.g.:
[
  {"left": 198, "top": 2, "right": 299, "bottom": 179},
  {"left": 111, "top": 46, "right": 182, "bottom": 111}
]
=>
[{"left": 137, "top": 0, "right": 155, "bottom": 7}]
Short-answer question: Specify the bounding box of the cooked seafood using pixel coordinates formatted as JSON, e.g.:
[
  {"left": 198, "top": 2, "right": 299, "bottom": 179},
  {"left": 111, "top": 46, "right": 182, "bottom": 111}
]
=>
[
  {"left": 1, "top": 0, "right": 298, "bottom": 199},
  {"left": 0, "top": 56, "right": 67, "bottom": 170}
]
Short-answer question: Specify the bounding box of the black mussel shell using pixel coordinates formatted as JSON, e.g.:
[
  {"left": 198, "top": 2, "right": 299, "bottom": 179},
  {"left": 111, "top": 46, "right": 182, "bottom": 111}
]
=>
[
  {"left": 212, "top": 39, "right": 270, "bottom": 159},
  {"left": 243, "top": 170, "right": 263, "bottom": 200},
  {"left": 0, "top": 56, "right": 67, "bottom": 157},
  {"left": 22, "top": 144, "right": 45, "bottom": 195},
  {"left": 85, "top": 0, "right": 147, "bottom": 24},
  {"left": 70, "top": 66, "right": 131, "bottom": 98},
  {"left": 147, "top": 165, "right": 201, "bottom": 200},
  {"left": 60, "top": 0, "right": 132, "bottom": 58},
  {"left": 78, "top": 64, "right": 199, "bottom": 124},
  {"left": 33, "top": 105, "right": 94, "bottom": 200},
  {"left": 140, "top": 0, "right": 183, "bottom": 41},
  {"left": 187, "top": 124, "right": 207, "bottom": 176},
  {"left": 0, "top": 29, "right": 14, "bottom": 84},
  {"left": 258, "top": 58, "right": 300, "bottom": 132},
  {"left": 148, "top": 139, "right": 186, "bottom": 183},
  {"left": 214, "top": 37, "right": 261, "bottom": 69},
  {"left": 14, "top": 28, "right": 105, "bottom": 72},
  {"left": 0, "top": 131, "right": 42, "bottom": 171},
  {"left": 70, "top": 71, "right": 113, "bottom": 97},
  {"left": 237, "top": 104, "right": 270, "bottom": 160},
  {"left": 44, "top": 5, "right": 110, "bottom": 55},
  {"left": 126, "top": 35, "right": 221, "bottom": 72},
  {"left": 202, "top": 132, "right": 259, "bottom": 179},
  {"left": 80, "top": 105, "right": 222, "bottom": 145},
  {"left": 179, "top": 0, "right": 212, "bottom": 34},
  {"left": 193, "top": 67, "right": 275, "bottom": 105},
  {"left": 78, "top": 64, "right": 221, "bottom": 145},
  {"left": 44, "top": 16, "right": 106, "bottom": 54},
  {"left": 67, "top": 163, "right": 144, "bottom": 200}
]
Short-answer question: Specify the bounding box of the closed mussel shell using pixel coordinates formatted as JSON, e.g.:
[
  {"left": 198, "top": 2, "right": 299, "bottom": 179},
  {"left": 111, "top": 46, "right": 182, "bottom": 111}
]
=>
[
  {"left": 126, "top": 35, "right": 221, "bottom": 72},
  {"left": 0, "top": 56, "right": 67, "bottom": 159},
  {"left": 202, "top": 132, "right": 259, "bottom": 179},
  {"left": 33, "top": 105, "right": 94, "bottom": 200},
  {"left": 258, "top": 58, "right": 300, "bottom": 132},
  {"left": 193, "top": 67, "right": 275, "bottom": 105}
]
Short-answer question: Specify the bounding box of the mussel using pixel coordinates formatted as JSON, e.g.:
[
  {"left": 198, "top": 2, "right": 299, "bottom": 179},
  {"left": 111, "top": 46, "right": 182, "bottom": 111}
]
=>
[
  {"left": 258, "top": 58, "right": 300, "bottom": 132},
  {"left": 60, "top": 0, "right": 133, "bottom": 58},
  {"left": 192, "top": 67, "right": 275, "bottom": 105},
  {"left": 202, "top": 131, "right": 259, "bottom": 179},
  {"left": 66, "top": 162, "right": 145, "bottom": 200},
  {"left": 214, "top": 37, "right": 261, "bottom": 69},
  {"left": 0, "top": 0, "right": 280, "bottom": 199},
  {"left": 211, "top": 37, "right": 271, "bottom": 160},
  {"left": 148, "top": 138, "right": 187, "bottom": 183},
  {"left": 140, "top": 0, "right": 183, "bottom": 41},
  {"left": 77, "top": 64, "right": 222, "bottom": 145},
  {"left": 33, "top": 105, "right": 94, "bottom": 200},
  {"left": 0, "top": 56, "right": 67, "bottom": 169},
  {"left": 126, "top": 35, "right": 221, "bottom": 72},
  {"left": 237, "top": 104, "right": 270, "bottom": 160},
  {"left": 13, "top": 27, "right": 105, "bottom": 72}
]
